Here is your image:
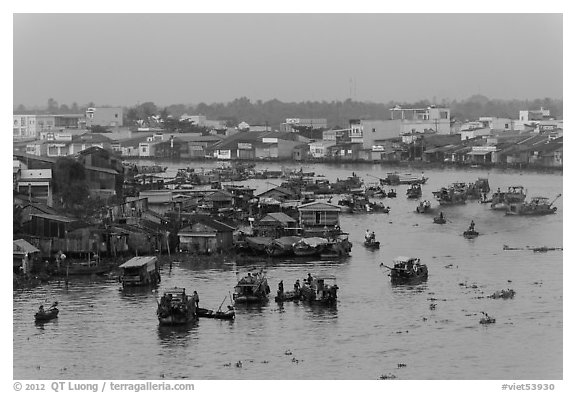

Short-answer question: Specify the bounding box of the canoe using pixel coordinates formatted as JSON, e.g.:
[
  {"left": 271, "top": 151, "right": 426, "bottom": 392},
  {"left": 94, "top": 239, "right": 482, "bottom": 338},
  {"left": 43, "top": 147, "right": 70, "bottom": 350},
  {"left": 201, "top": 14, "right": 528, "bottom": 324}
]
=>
[
  {"left": 364, "top": 240, "right": 380, "bottom": 249},
  {"left": 197, "top": 307, "right": 235, "bottom": 320},
  {"left": 35, "top": 308, "right": 59, "bottom": 322},
  {"left": 463, "top": 230, "right": 479, "bottom": 239}
]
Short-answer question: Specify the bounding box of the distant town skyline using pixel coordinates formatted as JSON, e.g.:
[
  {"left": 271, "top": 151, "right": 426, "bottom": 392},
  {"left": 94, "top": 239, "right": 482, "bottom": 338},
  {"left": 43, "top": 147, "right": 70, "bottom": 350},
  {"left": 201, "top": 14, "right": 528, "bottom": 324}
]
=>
[{"left": 13, "top": 13, "right": 563, "bottom": 108}]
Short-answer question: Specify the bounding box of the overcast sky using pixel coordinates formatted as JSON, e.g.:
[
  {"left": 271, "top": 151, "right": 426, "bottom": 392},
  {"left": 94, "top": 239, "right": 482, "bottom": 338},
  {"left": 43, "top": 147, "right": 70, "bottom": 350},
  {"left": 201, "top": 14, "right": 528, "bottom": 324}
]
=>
[{"left": 13, "top": 13, "right": 563, "bottom": 108}]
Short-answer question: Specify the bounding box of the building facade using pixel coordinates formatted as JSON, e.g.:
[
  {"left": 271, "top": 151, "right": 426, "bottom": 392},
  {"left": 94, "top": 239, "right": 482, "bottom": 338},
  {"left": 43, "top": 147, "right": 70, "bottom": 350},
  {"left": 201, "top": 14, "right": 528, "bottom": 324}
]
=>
[
  {"left": 13, "top": 115, "right": 56, "bottom": 139},
  {"left": 86, "top": 107, "right": 123, "bottom": 128}
]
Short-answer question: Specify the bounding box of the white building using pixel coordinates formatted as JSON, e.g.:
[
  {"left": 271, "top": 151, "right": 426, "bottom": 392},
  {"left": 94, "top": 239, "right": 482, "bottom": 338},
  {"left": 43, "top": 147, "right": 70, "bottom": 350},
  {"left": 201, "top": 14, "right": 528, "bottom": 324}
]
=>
[
  {"left": 389, "top": 106, "right": 451, "bottom": 134},
  {"left": 349, "top": 119, "right": 403, "bottom": 148},
  {"left": 281, "top": 118, "right": 327, "bottom": 133},
  {"left": 519, "top": 108, "right": 551, "bottom": 122},
  {"left": 309, "top": 141, "right": 336, "bottom": 158},
  {"left": 460, "top": 127, "right": 491, "bottom": 141},
  {"left": 13, "top": 114, "right": 56, "bottom": 139},
  {"left": 479, "top": 117, "right": 513, "bottom": 131},
  {"left": 86, "top": 107, "right": 123, "bottom": 128}
]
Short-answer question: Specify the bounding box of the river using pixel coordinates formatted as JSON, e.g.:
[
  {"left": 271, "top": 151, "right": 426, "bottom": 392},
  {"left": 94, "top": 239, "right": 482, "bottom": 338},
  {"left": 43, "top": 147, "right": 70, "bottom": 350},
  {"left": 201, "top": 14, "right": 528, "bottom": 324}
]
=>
[{"left": 13, "top": 162, "right": 563, "bottom": 380}]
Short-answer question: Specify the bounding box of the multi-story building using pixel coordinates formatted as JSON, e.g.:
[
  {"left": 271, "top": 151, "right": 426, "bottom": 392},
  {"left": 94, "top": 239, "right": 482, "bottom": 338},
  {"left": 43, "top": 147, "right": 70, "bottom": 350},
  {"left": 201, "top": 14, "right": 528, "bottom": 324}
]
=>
[
  {"left": 281, "top": 118, "right": 328, "bottom": 133},
  {"left": 519, "top": 107, "right": 551, "bottom": 122},
  {"left": 86, "top": 107, "right": 123, "bottom": 128},
  {"left": 13, "top": 115, "right": 56, "bottom": 139},
  {"left": 479, "top": 117, "right": 513, "bottom": 131},
  {"left": 389, "top": 105, "right": 451, "bottom": 134}
]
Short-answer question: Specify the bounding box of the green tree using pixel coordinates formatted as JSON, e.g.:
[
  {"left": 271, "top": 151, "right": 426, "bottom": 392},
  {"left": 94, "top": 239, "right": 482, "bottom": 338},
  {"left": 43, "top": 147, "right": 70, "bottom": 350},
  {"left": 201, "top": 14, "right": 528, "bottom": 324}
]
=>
[{"left": 53, "top": 157, "right": 89, "bottom": 210}]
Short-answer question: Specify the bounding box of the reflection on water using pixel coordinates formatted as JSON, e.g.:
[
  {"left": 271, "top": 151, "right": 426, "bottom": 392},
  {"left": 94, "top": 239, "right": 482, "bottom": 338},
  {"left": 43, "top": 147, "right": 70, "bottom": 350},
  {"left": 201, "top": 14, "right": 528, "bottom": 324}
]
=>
[
  {"left": 13, "top": 165, "right": 562, "bottom": 380},
  {"left": 157, "top": 323, "right": 199, "bottom": 347}
]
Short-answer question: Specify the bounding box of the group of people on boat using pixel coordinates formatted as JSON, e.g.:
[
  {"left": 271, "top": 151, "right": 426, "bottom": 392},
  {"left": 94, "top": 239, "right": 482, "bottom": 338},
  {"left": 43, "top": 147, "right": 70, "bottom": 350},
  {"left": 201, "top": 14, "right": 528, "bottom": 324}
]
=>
[
  {"left": 365, "top": 229, "right": 376, "bottom": 243},
  {"left": 38, "top": 301, "right": 58, "bottom": 314}
]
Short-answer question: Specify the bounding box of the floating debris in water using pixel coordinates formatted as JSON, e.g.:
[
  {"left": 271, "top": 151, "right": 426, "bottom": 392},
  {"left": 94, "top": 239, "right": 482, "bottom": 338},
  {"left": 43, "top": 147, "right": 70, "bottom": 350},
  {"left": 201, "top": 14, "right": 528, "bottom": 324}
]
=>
[
  {"left": 479, "top": 312, "right": 496, "bottom": 324},
  {"left": 507, "top": 280, "right": 512, "bottom": 283},
  {"left": 261, "top": 360, "right": 269, "bottom": 364},
  {"left": 532, "top": 281, "right": 543, "bottom": 285},
  {"left": 291, "top": 357, "right": 300, "bottom": 364},
  {"left": 422, "top": 317, "right": 428, "bottom": 321},
  {"left": 159, "top": 373, "right": 165, "bottom": 379},
  {"left": 284, "top": 350, "right": 293, "bottom": 355},
  {"left": 488, "top": 289, "right": 516, "bottom": 299},
  {"left": 223, "top": 363, "right": 231, "bottom": 367},
  {"left": 379, "top": 373, "right": 398, "bottom": 380},
  {"left": 429, "top": 303, "right": 437, "bottom": 310},
  {"left": 235, "top": 361, "right": 243, "bottom": 368},
  {"left": 444, "top": 264, "right": 454, "bottom": 269},
  {"left": 397, "top": 363, "right": 407, "bottom": 368}
]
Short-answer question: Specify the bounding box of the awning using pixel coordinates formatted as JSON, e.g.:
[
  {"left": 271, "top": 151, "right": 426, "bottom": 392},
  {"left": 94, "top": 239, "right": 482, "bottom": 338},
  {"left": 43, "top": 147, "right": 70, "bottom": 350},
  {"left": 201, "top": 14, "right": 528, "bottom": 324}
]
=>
[{"left": 467, "top": 151, "right": 492, "bottom": 156}]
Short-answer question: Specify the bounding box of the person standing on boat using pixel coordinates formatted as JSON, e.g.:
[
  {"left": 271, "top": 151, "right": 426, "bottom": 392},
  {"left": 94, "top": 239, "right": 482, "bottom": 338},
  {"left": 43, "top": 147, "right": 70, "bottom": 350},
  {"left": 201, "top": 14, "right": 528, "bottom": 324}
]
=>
[
  {"left": 307, "top": 273, "right": 313, "bottom": 285},
  {"left": 278, "top": 280, "right": 284, "bottom": 296},
  {"left": 294, "top": 279, "right": 301, "bottom": 293},
  {"left": 193, "top": 291, "right": 199, "bottom": 308},
  {"left": 440, "top": 211, "right": 444, "bottom": 220},
  {"left": 469, "top": 220, "right": 475, "bottom": 231},
  {"left": 365, "top": 229, "right": 371, "bottom": 241},
  {"left": 370, "top": 231, "right": 375, "bottom": 241}
]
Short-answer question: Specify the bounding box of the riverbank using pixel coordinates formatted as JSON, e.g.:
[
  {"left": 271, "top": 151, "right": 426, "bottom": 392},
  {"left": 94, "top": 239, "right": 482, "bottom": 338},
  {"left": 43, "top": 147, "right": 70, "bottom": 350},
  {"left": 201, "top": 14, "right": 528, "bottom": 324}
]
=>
[{"left": 121, "top": 156, "right": 562, "bottom": 174}]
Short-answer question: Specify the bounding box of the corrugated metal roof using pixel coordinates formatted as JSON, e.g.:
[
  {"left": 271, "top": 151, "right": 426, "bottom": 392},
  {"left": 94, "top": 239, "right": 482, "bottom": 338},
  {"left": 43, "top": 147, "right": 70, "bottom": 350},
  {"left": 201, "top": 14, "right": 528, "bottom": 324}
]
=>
[
  {"left": 13, "top": 239, "right": 40, "bottom": 254},
  {"left": 118, "top": 256, "right": 158, "bottom": 268}
]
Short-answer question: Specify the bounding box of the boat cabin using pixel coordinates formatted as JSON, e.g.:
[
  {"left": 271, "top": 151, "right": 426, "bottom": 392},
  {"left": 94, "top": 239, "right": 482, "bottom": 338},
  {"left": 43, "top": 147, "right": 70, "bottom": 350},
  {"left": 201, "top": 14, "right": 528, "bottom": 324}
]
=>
[{"left": 118, "top": 256, "right": 160, "bottom": 287}]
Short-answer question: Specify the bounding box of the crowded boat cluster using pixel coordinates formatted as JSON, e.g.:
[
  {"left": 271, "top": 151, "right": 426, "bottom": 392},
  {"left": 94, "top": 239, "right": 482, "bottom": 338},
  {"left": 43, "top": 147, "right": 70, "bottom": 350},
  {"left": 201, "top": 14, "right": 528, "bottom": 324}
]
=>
[{"left": 28, "top": 165, "right": 560, "bottom": 327}]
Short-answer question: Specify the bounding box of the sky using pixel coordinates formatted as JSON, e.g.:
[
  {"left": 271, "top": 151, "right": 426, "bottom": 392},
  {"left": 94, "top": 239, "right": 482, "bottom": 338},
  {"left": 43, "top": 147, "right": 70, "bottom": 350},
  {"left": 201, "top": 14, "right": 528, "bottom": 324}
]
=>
[{"left": 13, "top": 13, "right": 563, "bottom": 108}]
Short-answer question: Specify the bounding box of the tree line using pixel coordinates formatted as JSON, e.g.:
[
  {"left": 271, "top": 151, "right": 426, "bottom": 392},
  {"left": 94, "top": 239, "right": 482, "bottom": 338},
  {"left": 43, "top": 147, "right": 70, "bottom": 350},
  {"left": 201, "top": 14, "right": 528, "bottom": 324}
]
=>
[{"left": 14, "top": 95, "right": 563, "bottom": 129}]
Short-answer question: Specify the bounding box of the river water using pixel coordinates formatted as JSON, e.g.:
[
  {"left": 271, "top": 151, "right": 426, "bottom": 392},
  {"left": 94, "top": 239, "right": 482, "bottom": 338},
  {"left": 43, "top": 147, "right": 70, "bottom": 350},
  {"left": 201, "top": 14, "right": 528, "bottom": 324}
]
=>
[{"left": 13, "top": 162, "right": 563, "bottom": 380}]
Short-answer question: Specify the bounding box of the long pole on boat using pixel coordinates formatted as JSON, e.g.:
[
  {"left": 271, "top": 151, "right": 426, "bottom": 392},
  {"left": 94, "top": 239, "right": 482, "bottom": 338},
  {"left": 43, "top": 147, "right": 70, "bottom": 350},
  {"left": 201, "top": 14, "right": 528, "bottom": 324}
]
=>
[
  {"left": 217, "top": 295, "right": 227, "bottom": 312},
  {"left": 550, "top": 193, "right": 562, "bottom": 206}
]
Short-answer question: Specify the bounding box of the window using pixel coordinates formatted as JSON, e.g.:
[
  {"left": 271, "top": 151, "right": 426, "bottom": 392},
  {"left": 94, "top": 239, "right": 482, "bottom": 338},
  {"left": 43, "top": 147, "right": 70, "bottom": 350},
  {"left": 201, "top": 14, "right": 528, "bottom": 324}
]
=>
[
  {"left": 315, "top": 212, "right": 322, "bottom": 224},
  {"left": 441, "top": 111, "right": 448, "bottom": 119}
]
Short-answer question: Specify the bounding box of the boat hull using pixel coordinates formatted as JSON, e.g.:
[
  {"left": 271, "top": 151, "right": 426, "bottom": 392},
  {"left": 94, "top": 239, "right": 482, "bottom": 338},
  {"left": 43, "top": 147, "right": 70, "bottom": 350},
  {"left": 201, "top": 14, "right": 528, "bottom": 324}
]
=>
[
  {"left": 364, "top": 241, "right": 380, "bottom": 249},
  {"left": 233, "top": 295, "right": 269, "bottom": 304},
  {"left": 158, "top": 316, "right": 196, "bottom": 326},
  {"left": 197, "top": 308, "right": 235, "bottom": 320},
  {"left": 34, "top": 309, "right": 59, "bottom": 322}
]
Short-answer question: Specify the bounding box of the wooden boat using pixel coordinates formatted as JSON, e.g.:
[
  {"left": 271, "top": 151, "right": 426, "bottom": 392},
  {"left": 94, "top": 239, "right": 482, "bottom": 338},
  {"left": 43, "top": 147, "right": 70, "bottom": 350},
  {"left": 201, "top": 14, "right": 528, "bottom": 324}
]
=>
[
  {"left": 406, "top": 183, "right": 422, "bottom": 199},
  {"left": 119, "top": 256, "right": 160, "bottom": 288},
  {"left": 35, "top": 305, "right": 59, "bottom": 322},
  {"left": 416, "top": 200, "right": 432, "bottom": 213},
  {"left": 233, "top": 271, "right": 270, "bottom": 304},
  {"left": 379, "top": 172, "right": 428, "bottom": 186},
  {"left": 196, "top": 306, "right": 235, "bottom": 320},
  {"left": 299, "top": 275, "right": 339, "bottom": 305},
  {"left": 385, "top": 256, "right": 428, "bottom": 285},
  {"left": 274, "top": 290, "right": 301, "bottom": 303},
  {"left": 466, "top": 178, "right": 490, "bottom": 199},
  {"left": 387, "top": 190, "right": 397, "bottom": 198},
  {"left": 433, "top": 216, "right": 446, "bottom": 224},
  {"left": 364, "top": 239, "right": 380, "bottom": 249},
  {"left": 491, "top": 186, "right": 527, "bottom": 210},
  {"left": 463, "top": 229, "right": 479, "bottom": 239},
  {"left": 157, "top": 288, "right": 197, "bottom": 325},
  {"left": 505, "top": 195, "right": 560, "bottom": 216},
  {"left": 432, "top": 186, "right": 467, "bottom": 205},
  {"left": 60, "top": 259, "right": 109, "bottom": 276}
]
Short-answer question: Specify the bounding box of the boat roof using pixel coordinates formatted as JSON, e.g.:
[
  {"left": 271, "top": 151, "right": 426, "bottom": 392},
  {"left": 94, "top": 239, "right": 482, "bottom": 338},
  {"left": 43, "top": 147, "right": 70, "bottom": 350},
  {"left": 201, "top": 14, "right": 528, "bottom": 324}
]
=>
[
  {"left": 393, "top": 256, "right": 419, "bottom": 263},
  {"left": 163, "top": 287, "right": 187, "bottom": 295},
  {"left": 119, "top": 256, "right": 158, "bottom": 268},
  {"left": 531, "top": 196, "right": 549, "bottom": 200}
]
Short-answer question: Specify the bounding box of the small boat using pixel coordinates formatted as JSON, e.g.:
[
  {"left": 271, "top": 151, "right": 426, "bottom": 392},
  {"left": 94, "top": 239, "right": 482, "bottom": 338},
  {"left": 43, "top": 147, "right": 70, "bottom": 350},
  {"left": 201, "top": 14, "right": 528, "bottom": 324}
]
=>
[
  {"left": 233, "top": 271, "right": 270, "bottom": 304},
  {"left": 433, "top": 216, "right": 446, "bottom": 224},
  {"left": 118, "top": 256, "right": 161, "bottom": 288},
  {"left": 35, "top": 303, "right": 59, "bottom": 322},
  {"left": 432, "top": 186, "right": 467, "bottom": 205},
  {"left": 406, "top": 183, "right": 422, "bottom": 199},
  {"left": 505, "top": 195, "right": 560, "bottom": 216},
  {"left": 364, "top": 239, "right": 380, "bottom": 249},
  {"left": 379, "top": 172, "right": 428, "bottom": 186},
  {"left": 274, "top": 290, "right": 301, "bottom": 303},
  {"left": 196, "top": 306, "right": 235, "bottom": 320},
  {"left": 387, "top": 190, "right": 397, "bottom": 198},
  {"left": 299, "top": 275, "right": 339, "bottom": 305},
  {"left": 416, "top": 200, "right": 432, "bottom": 213},
  {"left": 463, "top": 229, "right": 479, "bottom": 239},
  {"left": 385, "top": 256, "right": 428, "bottom": 285},
  {"left": 157, "top": 288, "right": 197, "bottom": 325}
]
